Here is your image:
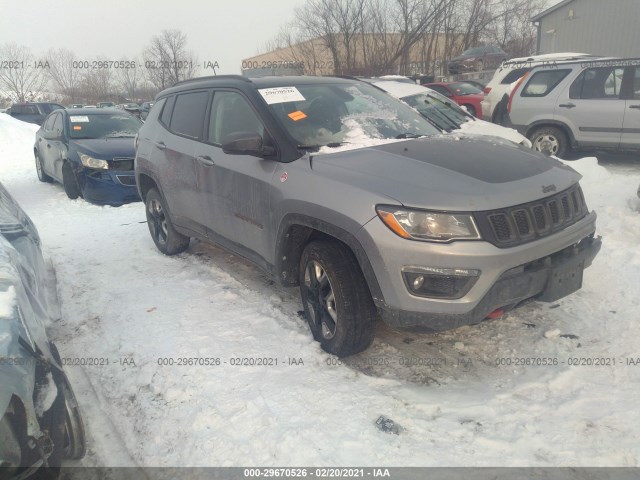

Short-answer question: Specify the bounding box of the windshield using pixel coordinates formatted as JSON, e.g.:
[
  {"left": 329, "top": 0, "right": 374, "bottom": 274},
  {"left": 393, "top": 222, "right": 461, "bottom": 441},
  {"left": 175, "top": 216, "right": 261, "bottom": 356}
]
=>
[
  {"left": 448, "top": 82, "right": 482, "bottom": 95},
  {"left": 67, "top": 113, "right": 142, "bottom": 139},
  {"left": 262, "top": 82, "right": 440, "bottom": 148},
  {"left": 402, "top": 93, "right": 470, "bottom": 131}
]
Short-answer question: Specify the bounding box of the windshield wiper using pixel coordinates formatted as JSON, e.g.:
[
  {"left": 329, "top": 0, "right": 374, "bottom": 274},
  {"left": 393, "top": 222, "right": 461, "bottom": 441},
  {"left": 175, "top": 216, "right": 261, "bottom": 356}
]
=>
[
  {"left": 394, "top": 133, "right": 424, "bottom": 139},
  {"left": 298, "top": 142, "right": 346, "bottom": 150}
]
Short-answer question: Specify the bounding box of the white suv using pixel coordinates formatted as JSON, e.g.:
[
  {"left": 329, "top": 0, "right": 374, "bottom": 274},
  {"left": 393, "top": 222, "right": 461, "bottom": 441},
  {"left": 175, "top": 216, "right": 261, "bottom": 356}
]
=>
[{"left": 481, "top": 53, "right": 594, "bottom": 123}]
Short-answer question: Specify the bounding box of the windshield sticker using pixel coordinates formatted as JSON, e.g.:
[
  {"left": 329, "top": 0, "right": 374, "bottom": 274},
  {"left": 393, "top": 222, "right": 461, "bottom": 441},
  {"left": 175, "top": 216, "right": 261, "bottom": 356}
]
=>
[
  {"left": 69, "top": 115, "right": 90, "bottom": 123},
  {"left": 258, "top": 87, "right": 305, "bottom": 104},
  {"left": 73, "top": 125, "right": 82, "bottom": 130},
  {"left": 287, "top": 110, "right": 307, "bottom": 121}
]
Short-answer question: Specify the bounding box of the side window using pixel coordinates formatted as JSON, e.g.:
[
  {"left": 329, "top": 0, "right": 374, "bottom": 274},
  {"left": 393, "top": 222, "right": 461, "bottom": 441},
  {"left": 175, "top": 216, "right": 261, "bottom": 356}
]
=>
[
  {"left": 169, "top": 91, "right": 209, "bottom": 139},
  {"left": 51, "top": 113, "right": 63, "bottom": 134},
  {"left": 159, "top": 95, "right": 175, "bottom": 127},
  {"left": 502, "top": 68, "right": 531, "bottom": 84},
  {"left": 522, "top": 69, "right": 571, "bottom": 97},
  {"left": 570, "top": 67, "right": 625, "bottom": 99},
  {"left": 207, "top": 91, "right": 265, "bottom": 145},
  {"left": 430, "top": 85, "right": 452, "bottom": 97},
  {"left": 43, "top": 113, "right": 56, "bottom": 131}
]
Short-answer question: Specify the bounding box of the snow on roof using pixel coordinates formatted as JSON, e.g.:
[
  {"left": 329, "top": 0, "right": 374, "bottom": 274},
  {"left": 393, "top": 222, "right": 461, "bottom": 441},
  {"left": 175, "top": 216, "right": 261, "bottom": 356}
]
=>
[{"left": 371, "top": 80, "right": 435, "bottom": 98}]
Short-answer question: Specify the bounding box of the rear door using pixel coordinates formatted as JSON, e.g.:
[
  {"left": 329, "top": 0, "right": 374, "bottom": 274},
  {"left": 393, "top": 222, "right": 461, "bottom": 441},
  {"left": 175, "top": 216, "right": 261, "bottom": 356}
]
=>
[
  {"left": 621, "top": 66, "right": 640, "bottom": 148},
  {"left": 193, "top": 90, "right": 278, "bottom": 268},
  {"left": 559, "top": 65, "right": 626, "bottom": 148},
  {"left": 153, "top": 91, "right": 211, "bottom": 236},
  {"left": 48, "top": 113, "right": 66, "bottom": 179}
]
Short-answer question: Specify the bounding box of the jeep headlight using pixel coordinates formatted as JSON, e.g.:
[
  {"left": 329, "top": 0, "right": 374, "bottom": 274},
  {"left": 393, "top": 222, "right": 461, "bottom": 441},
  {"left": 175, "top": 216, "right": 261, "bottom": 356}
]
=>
[
  {"left": 376, "top": 206, "right": 481, "bottom": 242},
  {"left": 79, "top": 154, "right": 108, "bottom": 170}
]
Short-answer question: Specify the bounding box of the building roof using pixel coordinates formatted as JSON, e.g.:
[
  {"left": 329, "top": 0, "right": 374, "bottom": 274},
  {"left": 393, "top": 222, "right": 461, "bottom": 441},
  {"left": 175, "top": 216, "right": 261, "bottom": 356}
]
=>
[{"left": 531, "top": 0, "right": 576, "bottom": 22}]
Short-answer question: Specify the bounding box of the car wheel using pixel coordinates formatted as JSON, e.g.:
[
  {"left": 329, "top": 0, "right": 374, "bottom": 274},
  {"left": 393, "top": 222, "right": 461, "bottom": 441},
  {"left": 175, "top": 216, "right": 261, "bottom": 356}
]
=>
[
  {"left": 61, "top": 162, "right": 81, "bottom": 199},
  {"left": 299, "top": 240, "right": 377, "bottom": 357},
  {"left": 145, "top": 188, "right": 190, "bottom": 255},
  {"left": 35, "top": 151, "right": 53, "bottom": 183},
  {"left": 463, "top": 104, "right": 477, "bottom": 117},
  {"left": 529, "top": 126, "right": 569, "bottom": 158}
]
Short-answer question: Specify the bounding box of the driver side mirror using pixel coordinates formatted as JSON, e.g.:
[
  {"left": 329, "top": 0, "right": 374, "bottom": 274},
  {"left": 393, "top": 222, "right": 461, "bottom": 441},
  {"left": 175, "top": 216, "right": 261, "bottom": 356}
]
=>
[{"left": 222, "top": 132, "right": 275, "bottom": 158}]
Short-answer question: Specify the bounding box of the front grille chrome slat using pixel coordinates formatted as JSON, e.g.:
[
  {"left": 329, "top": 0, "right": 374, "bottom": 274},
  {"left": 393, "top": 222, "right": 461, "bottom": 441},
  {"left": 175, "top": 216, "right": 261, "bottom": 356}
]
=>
[{"left": 476, "top": 185, "right": 588, "bottom": 248}]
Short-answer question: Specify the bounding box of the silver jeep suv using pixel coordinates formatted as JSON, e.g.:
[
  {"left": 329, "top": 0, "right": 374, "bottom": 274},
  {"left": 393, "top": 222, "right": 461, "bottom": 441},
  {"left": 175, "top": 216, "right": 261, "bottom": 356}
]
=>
[
  {"left": 135, "top": 75, "right": 601, "bottom": 356},
  {"left": 507, "top": 58, "right": 640, "bottom": 157}
]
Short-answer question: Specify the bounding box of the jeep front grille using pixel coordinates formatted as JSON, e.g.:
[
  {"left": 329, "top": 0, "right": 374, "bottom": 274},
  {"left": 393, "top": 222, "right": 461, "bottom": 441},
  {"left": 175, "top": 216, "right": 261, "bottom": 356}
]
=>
[{"left": 474, "top": 184, "right": 588, "bottom": 248}]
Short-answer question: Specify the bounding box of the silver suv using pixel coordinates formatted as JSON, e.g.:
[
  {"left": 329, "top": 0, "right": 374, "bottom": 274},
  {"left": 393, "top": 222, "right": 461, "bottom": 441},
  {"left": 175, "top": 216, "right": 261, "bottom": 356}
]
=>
[
  {"left": 507, "top": 58, "right": 640, "bottom": 157},
  {"left": 135, "top": 75, "right": 601, "bottom": 356}
]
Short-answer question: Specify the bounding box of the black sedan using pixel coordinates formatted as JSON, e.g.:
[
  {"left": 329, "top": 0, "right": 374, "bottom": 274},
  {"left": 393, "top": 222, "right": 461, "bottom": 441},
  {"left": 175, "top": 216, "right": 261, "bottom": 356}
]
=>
[
  {"left": 0, "top": 181, "right": 85, "bottom": 477},
  {"left": 34, "top": 108, "right": 142, "bottom": 206}
]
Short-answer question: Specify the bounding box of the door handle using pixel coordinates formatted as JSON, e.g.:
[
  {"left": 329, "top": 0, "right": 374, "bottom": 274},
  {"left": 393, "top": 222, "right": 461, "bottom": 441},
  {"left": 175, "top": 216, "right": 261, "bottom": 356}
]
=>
[
  {"left": 629, "top": 105, "right": 640, "bottom": 109},
  {"left": 196, "top": 155, "right": 215, "bottom": 167},
  {"left": 559, "top": 103, "right": 576, "bottom": 109},
  {"left": 155, "top": 141, "right": 166, "bottom": 150}
]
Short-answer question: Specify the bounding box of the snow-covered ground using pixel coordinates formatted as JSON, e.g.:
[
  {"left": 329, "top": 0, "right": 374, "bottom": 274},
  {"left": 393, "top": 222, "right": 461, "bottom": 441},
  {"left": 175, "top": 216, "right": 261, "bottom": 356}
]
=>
[{"left": 1, "top": 112, "right": 639, "bottom": 467}]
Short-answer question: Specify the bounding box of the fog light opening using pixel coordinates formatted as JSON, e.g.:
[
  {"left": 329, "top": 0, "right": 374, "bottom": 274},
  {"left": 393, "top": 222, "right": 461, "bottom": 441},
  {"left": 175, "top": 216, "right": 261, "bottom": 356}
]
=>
[{"left": 402, "top": 267, "right": 480, "bottom": 299}]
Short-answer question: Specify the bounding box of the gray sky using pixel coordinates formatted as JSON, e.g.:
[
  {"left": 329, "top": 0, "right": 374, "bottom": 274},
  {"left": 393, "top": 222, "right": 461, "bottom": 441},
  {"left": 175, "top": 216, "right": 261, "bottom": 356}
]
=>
[{"left": 0, "top": 0, "right": 307, "bottom": 74}]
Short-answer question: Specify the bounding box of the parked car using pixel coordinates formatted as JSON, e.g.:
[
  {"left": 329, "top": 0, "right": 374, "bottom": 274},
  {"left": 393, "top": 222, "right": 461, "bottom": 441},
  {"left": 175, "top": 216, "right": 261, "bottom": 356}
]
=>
[
  {"left": 122, "top": 103, "right": 141, "bottom": 117},
  {"left": 83, "top": 105, "right": 97, "bottom": 109},
  {"left": 372, "top": 80, "right": 531, "bottom": 147},
  {"left": 6, "top": 103, "right": 66, "bottom": 126},
  {"left": 140, "top": 102, "right": 154, "bottom": 120},
  {"left": 34, "top": 108, "right": 142, "bottom": 205},
  {"left": 448, "top": 45, "right": 508, "bottom": 74},
  {"left": 135, "top": 75, "right": 600, "bottom": 357},
  {"left": 482, "top": 53, "right": 595, "bottom": 123},
  {"left": 0, "top": 181, "right": 85, "bottom": 478},
  {"left": 97, "top": 102, "right": 115, "bottom": 108},
  {"left": 68, "top": 104, "right": 84, "bottom": 109},
  {"left": 423, "top": 82, "right": 484, "bottom": 118},
  {"left": 505, "top": 57, "right": 640, "bottom": 157}
]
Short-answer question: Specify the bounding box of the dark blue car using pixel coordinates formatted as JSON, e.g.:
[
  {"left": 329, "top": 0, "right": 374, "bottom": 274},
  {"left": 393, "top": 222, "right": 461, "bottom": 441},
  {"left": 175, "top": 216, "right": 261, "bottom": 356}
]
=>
[{"left": 34, "top": 108, "right": 142, "bottom": 205}]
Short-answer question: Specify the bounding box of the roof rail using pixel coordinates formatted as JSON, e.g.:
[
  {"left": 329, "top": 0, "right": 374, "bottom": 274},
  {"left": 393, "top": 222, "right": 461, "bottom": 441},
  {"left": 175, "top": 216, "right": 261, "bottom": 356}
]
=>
[{"left": 172, "top": 75, "right": 251, "bottom": 87}]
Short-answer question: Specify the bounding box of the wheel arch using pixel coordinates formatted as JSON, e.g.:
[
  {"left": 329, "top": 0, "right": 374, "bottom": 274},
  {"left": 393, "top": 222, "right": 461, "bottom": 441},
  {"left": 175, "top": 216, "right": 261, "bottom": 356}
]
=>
[
  {"left": 525, "top": 121, "right": 576, "bottom": 148},
  {"left": 274, "top": 214, "right": 384, "bottom": 304}
]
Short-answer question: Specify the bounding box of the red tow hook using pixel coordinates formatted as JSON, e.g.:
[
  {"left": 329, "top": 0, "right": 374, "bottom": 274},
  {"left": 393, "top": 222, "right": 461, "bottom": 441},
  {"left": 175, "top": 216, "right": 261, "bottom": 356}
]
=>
[{"left": 487, "top": 308, "right": 505, "bottom": 319}]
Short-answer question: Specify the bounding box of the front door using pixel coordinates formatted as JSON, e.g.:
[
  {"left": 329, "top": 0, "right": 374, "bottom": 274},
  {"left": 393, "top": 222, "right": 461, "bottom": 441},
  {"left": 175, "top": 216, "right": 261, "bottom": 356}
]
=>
[{"left": 621, "top": 66, "right": 640, "bottom": 148}]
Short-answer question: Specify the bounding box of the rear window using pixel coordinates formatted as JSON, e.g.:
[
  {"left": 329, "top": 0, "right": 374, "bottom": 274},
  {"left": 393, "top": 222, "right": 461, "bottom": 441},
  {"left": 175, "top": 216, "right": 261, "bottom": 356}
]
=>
[
  {"left": 521, "top": 69, "right": 571, "bottom": 97},
  {"left": 502, "top": 68, "right": 531, "bottom": 84},
  {"left": 168, "top": 91, "right": 209, "bottom": 139}
]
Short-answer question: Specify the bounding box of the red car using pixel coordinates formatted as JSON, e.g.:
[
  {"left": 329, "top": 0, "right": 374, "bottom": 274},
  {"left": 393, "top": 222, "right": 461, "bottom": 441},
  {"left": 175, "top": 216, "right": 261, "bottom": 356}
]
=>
[{"left": 423, "top": 82, "right": 484, "bottom": 119}]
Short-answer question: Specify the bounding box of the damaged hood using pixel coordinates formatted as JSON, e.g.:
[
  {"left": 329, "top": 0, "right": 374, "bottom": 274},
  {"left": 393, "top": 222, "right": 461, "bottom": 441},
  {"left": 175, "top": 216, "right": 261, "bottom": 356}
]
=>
[{"left": 310, "top": 135, "right": 581, "bottom": 211}]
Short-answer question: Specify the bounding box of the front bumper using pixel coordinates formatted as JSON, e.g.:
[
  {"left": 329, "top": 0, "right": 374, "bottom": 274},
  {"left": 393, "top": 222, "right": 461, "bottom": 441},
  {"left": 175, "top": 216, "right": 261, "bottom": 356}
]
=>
[
  {"left": 78, "top": 170, "right": 140, "bottom": 206},
  {"left": 357, "top": 211, "right": 600, "bottom": 331}
]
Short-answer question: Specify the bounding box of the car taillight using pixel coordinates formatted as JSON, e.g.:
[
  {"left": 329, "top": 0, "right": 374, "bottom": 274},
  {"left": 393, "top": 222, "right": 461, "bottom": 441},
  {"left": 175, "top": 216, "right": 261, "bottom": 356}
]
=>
[
  {"left": 483, "top": 87, "right": 491, "bottom": 94},
  {"left": 507, "top": 72, "right": 530, "bottom": 114}
]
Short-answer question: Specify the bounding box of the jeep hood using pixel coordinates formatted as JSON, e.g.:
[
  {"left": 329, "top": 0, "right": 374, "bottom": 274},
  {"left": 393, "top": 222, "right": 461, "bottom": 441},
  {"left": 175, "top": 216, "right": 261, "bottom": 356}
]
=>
[{"left": 309, "top": 135, "right": 581, "bottom": 211}]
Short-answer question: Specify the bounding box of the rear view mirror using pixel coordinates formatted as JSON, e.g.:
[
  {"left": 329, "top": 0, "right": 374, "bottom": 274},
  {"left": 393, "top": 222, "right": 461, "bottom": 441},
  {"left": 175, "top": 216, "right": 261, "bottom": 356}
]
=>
[{"left": 222, "top": 132, "right": 275, "bottom": 157}]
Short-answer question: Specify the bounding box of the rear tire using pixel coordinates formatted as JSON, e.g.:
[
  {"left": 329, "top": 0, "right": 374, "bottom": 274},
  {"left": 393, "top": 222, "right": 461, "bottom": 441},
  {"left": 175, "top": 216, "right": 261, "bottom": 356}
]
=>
[
  {"left": 463, "top": 104, "right": 477, "bottom": 117},
  {"left": 61, "top": 162, "right": 80, "bottom": 199},
  {"left": 299, "top": 240, "right": 377, "bottom": 357},
  {"left": 35, "top": 151, "right": 53, "bottom": 183},
  {"left": 145, "top": 188, "right": 190, "bottom": 255},
  {"left": 529, "top": 126, "right": 569, "bottom": 158}
]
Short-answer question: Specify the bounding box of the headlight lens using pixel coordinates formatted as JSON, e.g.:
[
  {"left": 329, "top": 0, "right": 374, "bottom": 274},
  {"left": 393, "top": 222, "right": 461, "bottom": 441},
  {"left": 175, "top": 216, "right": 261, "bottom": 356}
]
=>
[
  {"left": 79, "top": 154, "right": 108, "bottom": 170},
  {"left": 376, "top": 206, "right": 481, "bottom": 242}
]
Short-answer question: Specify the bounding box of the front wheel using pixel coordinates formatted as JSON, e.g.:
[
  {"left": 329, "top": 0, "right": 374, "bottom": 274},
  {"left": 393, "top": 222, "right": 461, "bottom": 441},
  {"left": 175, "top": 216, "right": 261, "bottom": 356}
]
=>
[
  {"left": 145, "top": 188, "right": 190, "bottom": 255},
  {"left": 299, "top": 241, "right": 377, "bottom": 357},
  {"left": 529, "top": 126, "right": 569, "bottom": 158},
  {"left": 62, "top": 162, "right": 81, "bottom": 199}
]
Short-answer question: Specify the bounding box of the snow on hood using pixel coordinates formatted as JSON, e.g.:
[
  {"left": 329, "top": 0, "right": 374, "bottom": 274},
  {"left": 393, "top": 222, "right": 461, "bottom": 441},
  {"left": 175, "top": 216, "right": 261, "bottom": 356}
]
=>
[
  {"left": 458, "top": 118, "right": 531, "bottom": 147},
  {"left": 317, "top": 118, "right": 405, "bottom": 154}
]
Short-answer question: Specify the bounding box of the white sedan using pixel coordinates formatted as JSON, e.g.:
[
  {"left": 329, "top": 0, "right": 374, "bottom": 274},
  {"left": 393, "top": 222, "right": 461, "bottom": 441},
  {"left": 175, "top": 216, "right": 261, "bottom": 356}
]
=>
[{"left": 372, "top": 80, "right": 532, "bottom": 148}]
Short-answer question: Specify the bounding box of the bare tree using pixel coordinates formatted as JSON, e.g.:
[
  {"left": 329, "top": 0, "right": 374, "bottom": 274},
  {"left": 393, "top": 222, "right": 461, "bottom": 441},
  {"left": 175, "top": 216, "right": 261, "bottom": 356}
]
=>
[
  {"left": 0, "top": 43, "right": 48, "bottom": 102},
  {"left": 79, "top": 58, "right": 114, "bottom": 104},
  {"left": 46, "top": 48, "right": 83, "bottom": 103},
  {"left": 117, "top": 57, "right": 144, "bottom": 100},
  {"left": 143, "top": 29, "right": 199, "bottom": 90}
]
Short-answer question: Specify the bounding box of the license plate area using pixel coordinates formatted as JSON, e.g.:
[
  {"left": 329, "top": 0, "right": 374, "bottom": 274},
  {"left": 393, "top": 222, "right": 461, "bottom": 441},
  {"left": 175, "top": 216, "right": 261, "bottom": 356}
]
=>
[{"left": 539, "top": 261, "right": 584, "bottom": 302}]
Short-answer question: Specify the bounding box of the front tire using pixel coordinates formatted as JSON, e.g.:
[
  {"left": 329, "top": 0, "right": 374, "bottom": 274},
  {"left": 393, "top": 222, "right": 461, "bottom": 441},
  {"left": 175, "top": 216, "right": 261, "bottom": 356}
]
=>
[
  {"left": 299, "top": 241, "right": 377, "bottom": 357},
  {"left": 529, "top": 126, "right": 569, "bottom": 158},
  {"left": 35, "top": 151, "right": 53, "bottom": 183},
  {"left": 61, "top": 162, "right": 81, "bottom": 199},
  {"left": 145, "top": 188, "right": 190, "bottom": 255}
]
